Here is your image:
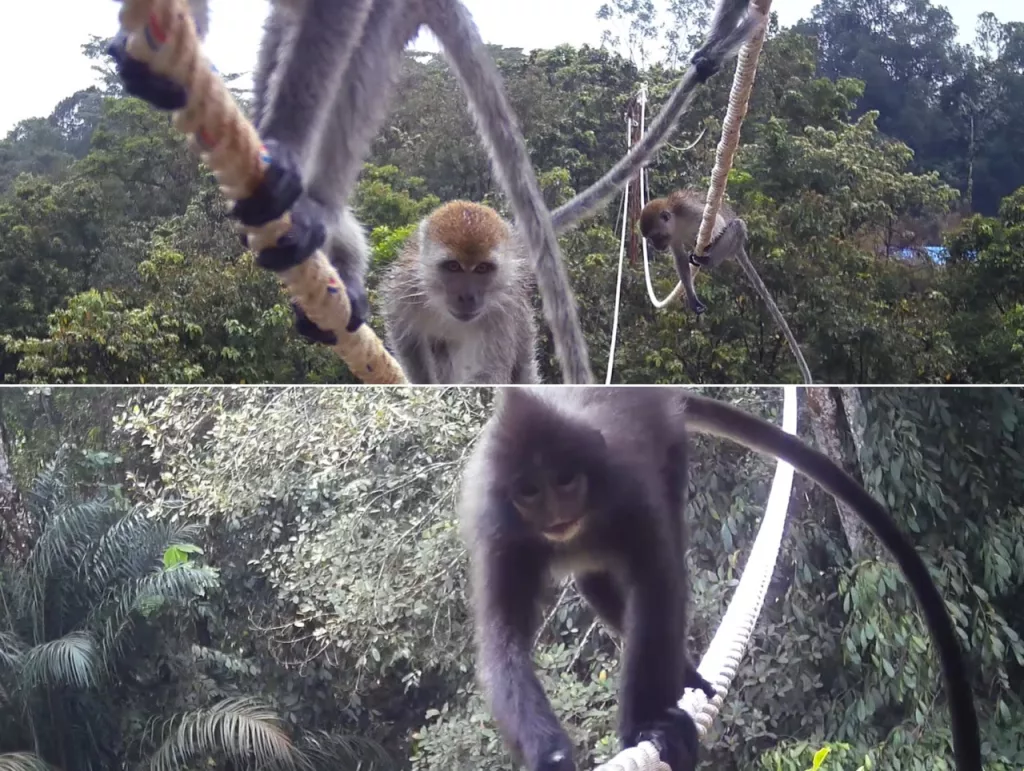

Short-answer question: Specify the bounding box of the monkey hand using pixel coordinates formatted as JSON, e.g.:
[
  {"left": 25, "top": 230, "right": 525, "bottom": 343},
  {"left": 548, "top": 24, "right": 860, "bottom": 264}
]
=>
[
  {"left": 288, "top": 275, "right": 370, "bottom": 345},
  {"left": 684, "top": 668, "right": 716, "bottom": 700},
  {"left": 688, "top": 295, "right": 707, "bottom": 315},
  {"left": 626, "top": 707, "right": 699, "bottom": 771},
  {"left": 232, "top": 139, "right": 305, "bottom": 231},
  {"left": 107, "top": 32, "right": 190, "bottom": 111}
]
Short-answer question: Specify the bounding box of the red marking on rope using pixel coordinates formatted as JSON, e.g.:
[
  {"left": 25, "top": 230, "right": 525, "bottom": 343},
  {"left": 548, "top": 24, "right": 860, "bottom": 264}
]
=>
[
  {"left": 326, "top": 276, "right": 341, "bottom": 295},
  {"left": 147, "top": 12, "right": 168, "bottom": 45},
  {"left": 258, "top": 145, "right": 273, "bottom": 166}
]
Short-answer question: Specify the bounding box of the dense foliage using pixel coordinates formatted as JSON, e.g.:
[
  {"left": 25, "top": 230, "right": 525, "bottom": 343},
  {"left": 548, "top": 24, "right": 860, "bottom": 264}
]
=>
[
  {"left": 1, "top": 386, "right": 1021, "bottom": 770},
  {"left": 0, "top": 1, "right": 1021, "bottom": 384}
]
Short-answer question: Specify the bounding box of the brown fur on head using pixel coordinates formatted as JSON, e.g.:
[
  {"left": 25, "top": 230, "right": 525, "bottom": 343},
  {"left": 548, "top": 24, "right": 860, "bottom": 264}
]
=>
[
  {"left": 639, "top": 188, "right": 737, "bottom": 253},
  {"left": 397, "top": 200, "right": 521, "bottom": 324},
  {"left": 426, "top": 200, "right": 511, "bottom": 269}
]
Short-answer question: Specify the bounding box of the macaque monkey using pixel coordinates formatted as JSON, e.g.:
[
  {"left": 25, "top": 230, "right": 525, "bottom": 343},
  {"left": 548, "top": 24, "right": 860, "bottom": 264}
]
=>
[
  {"left": 460, "top": 387, "right": 980, "bottom": 771},
  {"left": 107, "top": 0, "right": 763, "bottom": 383},
  {"left": 639, "top": 189, "right": 745, "bottom": 316},
  {"left": 381, "top": 201, "right": 540, "bottom": 384},
  {"left": 640, "top": 189, "right": 813, "bottom": 383}
]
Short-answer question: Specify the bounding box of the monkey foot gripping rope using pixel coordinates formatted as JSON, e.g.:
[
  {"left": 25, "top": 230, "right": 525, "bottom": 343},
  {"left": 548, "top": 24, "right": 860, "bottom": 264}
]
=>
[
  {"left": 113, "top": 0, "right": 408, "bottom": 384},
  {"left": 594, "top": 385, "right": 798, "bottom": 771}
]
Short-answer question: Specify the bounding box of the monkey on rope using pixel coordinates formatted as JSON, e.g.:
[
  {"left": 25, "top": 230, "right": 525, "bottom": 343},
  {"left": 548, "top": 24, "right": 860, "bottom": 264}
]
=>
[
  {"left": 640, "top": 189, "right": 813, "bottom": 384},
  {"left": 380, "top": 201, "right": 540, "bottom": 384},
  {"left": 108, "top": 0, "right": 762, "bottom": 384},
  {"left": 109, "top": 0, "right": 423, "bottom": 345},
  {"left": 459, "top": 387, "right": 981, "bottom": 771}
]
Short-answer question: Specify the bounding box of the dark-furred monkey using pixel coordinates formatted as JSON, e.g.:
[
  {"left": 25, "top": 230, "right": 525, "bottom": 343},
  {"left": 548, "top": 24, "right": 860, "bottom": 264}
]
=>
[
  {"left": 110, "top": 0, "right": 424, "bottom": 343},
  {"left": 459, "top": 387, "right": 980, "bottom": 771}
]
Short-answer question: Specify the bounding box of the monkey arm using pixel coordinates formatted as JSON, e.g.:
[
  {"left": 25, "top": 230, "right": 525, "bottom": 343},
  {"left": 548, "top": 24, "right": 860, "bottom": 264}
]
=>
[
  {"left": 618, "top": 546, "right": 701, "bottom": 771},
  {"left": 473, "top": 538, "right": 575, "bottom": 771},
  {"left": 672, "top": 249, "right": 707, "bottom": 315}
]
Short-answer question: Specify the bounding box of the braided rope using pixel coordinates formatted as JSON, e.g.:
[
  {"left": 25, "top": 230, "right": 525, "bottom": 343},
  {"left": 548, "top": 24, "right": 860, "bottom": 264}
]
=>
[
  {"left": 115, "top": 0, "right": 408, "bottom": 384},
  {"left": 693, "top": 0, "right": 772, "bottom": 255},
  {"left": 593, "top": 385, "right": 798, "bottom": 771}
]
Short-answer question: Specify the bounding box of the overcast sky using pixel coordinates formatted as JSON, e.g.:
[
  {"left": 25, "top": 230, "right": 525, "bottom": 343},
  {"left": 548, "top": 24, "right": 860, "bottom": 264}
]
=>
[{"left": 3, "top": 0, "right": 1021, "bottom": 137}]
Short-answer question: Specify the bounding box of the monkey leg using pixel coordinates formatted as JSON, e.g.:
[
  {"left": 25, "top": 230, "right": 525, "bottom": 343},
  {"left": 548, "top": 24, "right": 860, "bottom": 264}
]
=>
[
  {"left": 689, "top": 217, "right": 748, "bottom": 270},
  {"left": 574, "top": 572, "right": 625, "bottom": 634}
]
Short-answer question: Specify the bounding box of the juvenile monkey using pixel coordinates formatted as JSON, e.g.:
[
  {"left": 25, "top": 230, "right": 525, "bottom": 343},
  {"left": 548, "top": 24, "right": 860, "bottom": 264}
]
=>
[
  {"left": 640, "top": 189, "right": 813, "bottom": 383},
  {"left": 460, "top": 387, "right": 981, "bottom": 771},
  {"left": 381, "top": 201, "right": 540, "bottom": 384},
  {"left": 639, "top": 188, "right": 746, "bottom": 316}
]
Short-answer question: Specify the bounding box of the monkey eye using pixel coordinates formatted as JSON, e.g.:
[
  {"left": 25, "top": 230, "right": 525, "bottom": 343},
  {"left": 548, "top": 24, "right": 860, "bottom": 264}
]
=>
[
  {"left": 660, "top": 210, "right": 671, "bottom": 222},
  {"left": 442, "top": 260, "right": 463, "bottom": 272},
  {"left": 553, "top": 469, "right": 582, "bottom": 490},
  {"left": 514, "top": 479, "right": 541, "bottom": 500},
  {"left": 473, "top": 262, "right": 496, "bottom": 274}
]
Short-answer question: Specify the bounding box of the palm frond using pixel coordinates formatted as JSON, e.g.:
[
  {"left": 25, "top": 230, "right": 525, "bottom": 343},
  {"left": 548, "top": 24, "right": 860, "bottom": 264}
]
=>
[
  {"left": 0, "top": 753, "right": 56, "bottom": 771},
  {"left": 296, "top": 730, "right": 393, "bottom": 771},
  {"left": 144, "top": 697, "right": 305, "bottom": 771},
  {"left": 24, "top": 447, "right": 70, "bottom": 524},
  {"left": 20, "top": 631, "right": 99, "bottom": 690},
  {"left": 80, "top": 507, "right": 202, "bottom": 595},
  {"left": 92, "top": 563, "right": 219, "bottom": 669},
  {"left": 24, "top": 500, "right": 121, "bottom": 584},
  {"left": 0, "top": 630, "right": 26, "bottom": 674}
]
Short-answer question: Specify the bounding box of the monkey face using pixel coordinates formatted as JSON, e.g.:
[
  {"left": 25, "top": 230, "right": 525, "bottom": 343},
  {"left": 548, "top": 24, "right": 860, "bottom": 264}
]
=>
[
  {"left": 510, "top": 467, "right": 589, "bottom": 543},
  {"left": 435, "top": 257, "right": 499, "bottom": 322},
  {"left": 639, "top": 204, "right": 673, "bottom": 252}
]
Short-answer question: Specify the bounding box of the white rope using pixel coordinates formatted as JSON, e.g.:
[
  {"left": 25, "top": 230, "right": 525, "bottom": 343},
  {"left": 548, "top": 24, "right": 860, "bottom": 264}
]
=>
[
  {"left": 604, "top": 110, "right": 635, "bottom": 385},
  {"left": 637, "top": 83, "right": 688, "bottom": 309},
  {"left": 593, "top": 385, "right": 799, "bottom": 771}
]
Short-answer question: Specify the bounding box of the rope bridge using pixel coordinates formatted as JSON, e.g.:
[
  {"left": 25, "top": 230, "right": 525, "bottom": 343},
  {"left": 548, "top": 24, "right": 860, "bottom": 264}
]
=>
[{"left": 594, "top": 384, "right": 798, "bottom": 771}]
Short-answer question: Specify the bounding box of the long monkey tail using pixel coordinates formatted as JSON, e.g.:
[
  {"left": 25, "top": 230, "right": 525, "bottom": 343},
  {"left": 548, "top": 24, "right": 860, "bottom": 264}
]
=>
[
  {"left": 681, "top": 392, "right": 982, "bottom": 771},
  {"left": 731, "top": 248, "right": 813, "bottom": 384}
]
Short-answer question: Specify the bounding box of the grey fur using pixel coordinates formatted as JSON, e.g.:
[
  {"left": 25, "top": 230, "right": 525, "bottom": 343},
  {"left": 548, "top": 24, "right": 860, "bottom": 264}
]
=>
[
  {"left": 426, "top": 0, "right": 593, "bottom": 384},
  {"left": 251, "top": 0, "right": 427, "bottom": 309},
  {"left": 645, "top": 189, "right": 813, "bottom": 383},
  {"left": 550, "top": 0, "right": 764, "bottom": 234},
  {"left": 380, "top": 214, "right": 541, "bottom": 385}
]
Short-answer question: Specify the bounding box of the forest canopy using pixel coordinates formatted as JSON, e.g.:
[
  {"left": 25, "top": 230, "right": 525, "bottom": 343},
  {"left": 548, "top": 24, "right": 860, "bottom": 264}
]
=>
[
  {"left": 0, "top": 0, "right": 1022, "bottom": 384},
  {"left": 0, "top": 385, "right": 1021, "bottom": 770}
]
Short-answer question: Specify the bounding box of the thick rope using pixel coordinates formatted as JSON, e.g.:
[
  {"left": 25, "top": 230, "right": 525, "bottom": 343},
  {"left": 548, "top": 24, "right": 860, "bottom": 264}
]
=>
[
  {"left": 593, "top": 385, "right": 798, "bottom": 771},
  {"left": 694, "top": 0, "right": 772, "bottom": 256},
  {"left": 115, "top": 0, "right": 408, "bottom": 384}
]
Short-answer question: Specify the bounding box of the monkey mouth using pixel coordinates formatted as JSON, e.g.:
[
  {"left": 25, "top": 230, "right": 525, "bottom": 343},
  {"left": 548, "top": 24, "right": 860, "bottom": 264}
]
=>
[
  {"left": 541, "top": 518, "right": 583, "bottom": 542},
  {"left": 650, "top": 238, "right": 669, "bottom": 252},
  {"left": 450, "top": 308, "right": 481, "bottom": 322}
]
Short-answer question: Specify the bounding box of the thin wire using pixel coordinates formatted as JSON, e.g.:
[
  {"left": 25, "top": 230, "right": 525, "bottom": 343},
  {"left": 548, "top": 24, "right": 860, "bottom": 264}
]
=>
[
  {"left": 604, "top": 111, "right": 636, "bottom": 385},
  {"left": 637, "top": 83, "right": 688, "bottom": 309}
]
